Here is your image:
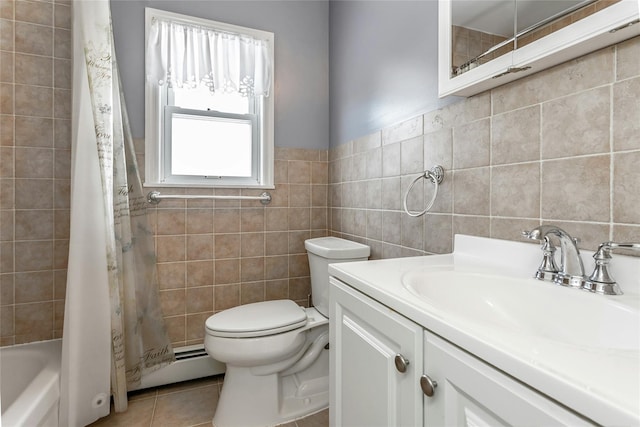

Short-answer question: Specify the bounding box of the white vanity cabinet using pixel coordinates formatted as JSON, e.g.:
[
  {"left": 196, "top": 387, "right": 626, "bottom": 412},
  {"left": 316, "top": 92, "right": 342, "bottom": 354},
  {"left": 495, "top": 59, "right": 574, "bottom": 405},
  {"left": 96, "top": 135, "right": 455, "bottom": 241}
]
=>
[
  {"left": 330, "top": 277, "right": 595, "bottom": 427},
  {"left": 330, "top": 278, "right": 423, "bottom": 427},
  {"left": 424, "top": 331, "right": 594, "bottom": 426}
]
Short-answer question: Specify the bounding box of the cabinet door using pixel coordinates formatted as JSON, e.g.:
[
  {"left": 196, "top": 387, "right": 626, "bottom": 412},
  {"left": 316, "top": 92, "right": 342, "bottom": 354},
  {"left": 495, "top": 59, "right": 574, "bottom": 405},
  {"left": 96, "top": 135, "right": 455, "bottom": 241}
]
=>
[
  {"left": 330, "top": 278, "right": 423, "bottom": 427},
  {"left": 423, "top": 331, "right": 595, "bottom": 426}
]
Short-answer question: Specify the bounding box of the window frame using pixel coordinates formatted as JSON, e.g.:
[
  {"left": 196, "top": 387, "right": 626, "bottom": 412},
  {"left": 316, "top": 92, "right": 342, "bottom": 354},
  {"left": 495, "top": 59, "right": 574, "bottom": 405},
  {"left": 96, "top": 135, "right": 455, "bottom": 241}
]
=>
[{"left": 144, "top": 8, "right": 275, "bottom": 189}]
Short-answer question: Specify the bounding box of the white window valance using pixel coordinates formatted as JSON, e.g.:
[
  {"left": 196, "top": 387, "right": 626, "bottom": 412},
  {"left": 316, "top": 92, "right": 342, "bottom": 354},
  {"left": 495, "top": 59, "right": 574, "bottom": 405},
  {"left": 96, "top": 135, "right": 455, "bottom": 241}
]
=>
[{"left": 146, "top": 16, "right": 272, "bottom": 97}]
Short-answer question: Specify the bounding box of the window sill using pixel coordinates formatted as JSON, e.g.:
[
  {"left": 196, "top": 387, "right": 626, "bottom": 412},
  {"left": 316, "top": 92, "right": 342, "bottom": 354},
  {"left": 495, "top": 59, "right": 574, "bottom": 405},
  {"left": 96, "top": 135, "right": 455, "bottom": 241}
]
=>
[{"left": 143, "top": 181, "right": 275, "bottom": 190}]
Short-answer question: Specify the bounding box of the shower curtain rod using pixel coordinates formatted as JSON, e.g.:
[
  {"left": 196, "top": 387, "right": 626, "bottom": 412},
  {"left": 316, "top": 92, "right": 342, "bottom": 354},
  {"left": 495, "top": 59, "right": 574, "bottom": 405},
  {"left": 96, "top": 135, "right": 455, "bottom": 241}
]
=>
[{"left": 146, "top": 190, "right": 272, "bottom": 205}]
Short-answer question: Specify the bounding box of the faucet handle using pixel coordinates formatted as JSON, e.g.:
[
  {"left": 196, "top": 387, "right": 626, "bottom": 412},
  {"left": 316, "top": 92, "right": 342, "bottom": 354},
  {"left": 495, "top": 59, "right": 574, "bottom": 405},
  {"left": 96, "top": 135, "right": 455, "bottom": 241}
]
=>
[
  {"left": 596, "top": 241, "right": 640, "bottom": 255},
  {"left": 534, "top": 237, "right": 559, "bottom": 282},
  {"left": 584, "top": 242, "right": 640, "bottom": 295}
]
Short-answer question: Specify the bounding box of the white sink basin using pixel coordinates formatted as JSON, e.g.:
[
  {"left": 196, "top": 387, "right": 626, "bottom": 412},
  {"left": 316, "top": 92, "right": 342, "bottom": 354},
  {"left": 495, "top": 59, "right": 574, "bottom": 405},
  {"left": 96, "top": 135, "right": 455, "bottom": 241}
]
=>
[{"left": 402, "top": 266, "right": 640, "bottom": 351}]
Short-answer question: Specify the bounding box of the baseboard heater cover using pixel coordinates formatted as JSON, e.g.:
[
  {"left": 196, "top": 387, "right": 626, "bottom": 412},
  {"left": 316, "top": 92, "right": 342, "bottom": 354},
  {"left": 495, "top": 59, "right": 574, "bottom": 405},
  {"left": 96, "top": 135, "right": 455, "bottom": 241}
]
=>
[{"left": 129, "top": 344, "right": 226, "bottom": 391}]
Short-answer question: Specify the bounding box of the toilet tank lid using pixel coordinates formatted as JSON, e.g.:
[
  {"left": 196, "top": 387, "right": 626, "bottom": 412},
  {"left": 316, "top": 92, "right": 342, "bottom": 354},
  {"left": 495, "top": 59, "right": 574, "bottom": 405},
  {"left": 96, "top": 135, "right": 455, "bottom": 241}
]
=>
[
  {"left": 205, "top": 300, "right": 307, "bottom": 335},
  {"left": 304, "top": 237, "right": 370, "bottom": 259}
]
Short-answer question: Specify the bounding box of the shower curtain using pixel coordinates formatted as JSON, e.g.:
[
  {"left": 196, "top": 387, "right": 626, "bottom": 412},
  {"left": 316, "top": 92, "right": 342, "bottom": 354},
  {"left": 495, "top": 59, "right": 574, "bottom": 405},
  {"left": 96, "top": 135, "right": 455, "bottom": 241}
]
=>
[{"left": 60, "top": 1, "right": 175, "bottom": 425}]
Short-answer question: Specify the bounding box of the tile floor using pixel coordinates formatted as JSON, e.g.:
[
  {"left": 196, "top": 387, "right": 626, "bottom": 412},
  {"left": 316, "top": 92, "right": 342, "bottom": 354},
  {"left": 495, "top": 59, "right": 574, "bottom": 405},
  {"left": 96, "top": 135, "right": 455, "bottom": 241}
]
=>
[{"left": 88, "top": 375, "right": 329, "bottom": 427}]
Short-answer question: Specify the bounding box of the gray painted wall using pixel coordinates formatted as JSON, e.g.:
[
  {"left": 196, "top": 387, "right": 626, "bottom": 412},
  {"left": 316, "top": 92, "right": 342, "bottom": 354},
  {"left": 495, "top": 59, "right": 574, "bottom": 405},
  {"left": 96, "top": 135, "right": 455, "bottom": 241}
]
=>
[
  {"left": 329, "top": 0, "right": 460, "bottom": 147},
  {"left": 111, "top": 0, "right": 460, "bottom": 150},
  {"left": 110, "top": 0, "right": 329, "bottom": 150}
]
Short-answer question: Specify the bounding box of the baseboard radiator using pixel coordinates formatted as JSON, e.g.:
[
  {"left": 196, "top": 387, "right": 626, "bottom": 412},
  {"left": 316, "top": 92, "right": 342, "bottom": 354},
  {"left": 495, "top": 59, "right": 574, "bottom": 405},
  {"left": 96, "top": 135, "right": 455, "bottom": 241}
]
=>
[{"left": 129, "top": 344, "right": 226, "bottom": 391}]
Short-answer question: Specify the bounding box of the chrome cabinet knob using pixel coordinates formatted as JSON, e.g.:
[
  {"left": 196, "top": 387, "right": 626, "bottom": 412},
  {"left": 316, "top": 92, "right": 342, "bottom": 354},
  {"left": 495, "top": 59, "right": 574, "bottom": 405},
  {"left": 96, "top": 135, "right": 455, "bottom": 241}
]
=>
[
  {"left": 420, "top": 374, "right": 438, "bottom": 397},
  {"left": 394, "top": 354, "right": 410, "bottom": 373}
]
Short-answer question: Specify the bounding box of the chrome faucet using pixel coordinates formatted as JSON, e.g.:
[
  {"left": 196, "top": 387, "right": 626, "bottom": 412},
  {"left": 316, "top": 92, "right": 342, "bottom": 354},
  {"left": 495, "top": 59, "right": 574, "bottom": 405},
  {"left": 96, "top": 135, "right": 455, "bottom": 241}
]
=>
[
  {"left": 522, "top": 225, "right": 585, "bottom": 288},
  {"left": 523, "top": 226, "right": 640, "bottom": 295}
]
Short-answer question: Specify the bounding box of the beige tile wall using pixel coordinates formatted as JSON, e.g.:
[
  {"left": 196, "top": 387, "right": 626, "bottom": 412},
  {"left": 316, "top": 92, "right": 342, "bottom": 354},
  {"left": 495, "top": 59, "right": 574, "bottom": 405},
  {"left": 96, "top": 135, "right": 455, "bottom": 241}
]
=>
[
  {"left": 144, "top": 147, "right": 329, "bottom": 348},
  {"left": 0, "top": 0, "right": 329, "bottom": 348},
  {"left": 329, "top": 35, "right": 640, "bottom": 260},
  {"left": 452, "top": 25, "right": 509, "bottom": 73},
  {"left": 0, "top": 0, "right": 71, "bottom": 346}
]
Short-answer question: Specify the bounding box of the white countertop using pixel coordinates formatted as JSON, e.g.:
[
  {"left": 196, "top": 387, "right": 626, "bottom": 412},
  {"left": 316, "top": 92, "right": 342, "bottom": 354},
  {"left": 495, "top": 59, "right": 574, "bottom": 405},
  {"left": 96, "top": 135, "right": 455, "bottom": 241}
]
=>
[{"left": 328, "top": 235, "right": 640, "bottom": 426}]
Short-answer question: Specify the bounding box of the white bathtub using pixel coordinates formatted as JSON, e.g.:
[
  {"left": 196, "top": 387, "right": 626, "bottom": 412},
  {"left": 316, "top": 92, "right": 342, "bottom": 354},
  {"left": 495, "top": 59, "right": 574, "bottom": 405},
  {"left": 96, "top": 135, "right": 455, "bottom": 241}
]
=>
[{"left": 1, "top": 339, "right": 61, "bottom": 427}]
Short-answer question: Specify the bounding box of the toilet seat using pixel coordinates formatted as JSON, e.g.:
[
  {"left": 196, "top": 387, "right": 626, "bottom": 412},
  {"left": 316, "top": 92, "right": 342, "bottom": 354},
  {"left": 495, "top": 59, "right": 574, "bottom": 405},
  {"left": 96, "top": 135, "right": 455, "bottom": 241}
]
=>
[{"left": 206, "top": 300, "right": 307, "bottom": 338}]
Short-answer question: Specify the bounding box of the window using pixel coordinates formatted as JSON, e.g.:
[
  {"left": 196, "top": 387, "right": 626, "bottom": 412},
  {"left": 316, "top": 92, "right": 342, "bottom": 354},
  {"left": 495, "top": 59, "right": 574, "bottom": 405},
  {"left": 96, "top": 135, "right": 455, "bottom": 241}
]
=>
[{"left": 144, "top": 8, "right": 274, "bottom": 188}]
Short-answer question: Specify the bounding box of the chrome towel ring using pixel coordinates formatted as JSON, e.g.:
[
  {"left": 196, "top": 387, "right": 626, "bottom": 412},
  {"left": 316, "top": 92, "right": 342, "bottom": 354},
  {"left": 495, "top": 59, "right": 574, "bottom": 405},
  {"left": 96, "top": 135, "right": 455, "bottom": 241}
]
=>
[{"left": 403, "top": 165, "right": 444, "bottom": 217}]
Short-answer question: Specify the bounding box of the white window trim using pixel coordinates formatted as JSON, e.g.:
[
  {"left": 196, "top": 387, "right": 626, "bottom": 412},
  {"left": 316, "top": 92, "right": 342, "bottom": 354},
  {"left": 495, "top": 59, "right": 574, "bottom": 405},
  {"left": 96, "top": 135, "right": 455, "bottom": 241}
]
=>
[{"left": 144, "top": 8, "right": 275, "bottom": 189}]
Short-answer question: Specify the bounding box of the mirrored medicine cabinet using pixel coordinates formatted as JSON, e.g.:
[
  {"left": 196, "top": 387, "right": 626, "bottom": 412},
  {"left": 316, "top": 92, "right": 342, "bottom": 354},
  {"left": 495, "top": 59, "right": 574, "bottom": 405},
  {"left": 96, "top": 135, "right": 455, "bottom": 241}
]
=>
[{"left": 438, "top": 0, "right": 640, "bottom": 98}]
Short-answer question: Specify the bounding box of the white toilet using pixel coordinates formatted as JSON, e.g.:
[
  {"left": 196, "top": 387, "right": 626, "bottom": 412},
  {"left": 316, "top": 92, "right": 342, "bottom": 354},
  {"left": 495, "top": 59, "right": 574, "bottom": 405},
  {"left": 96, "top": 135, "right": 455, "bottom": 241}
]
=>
[{"left": 205, "top": 236, "right": 370, "bottom": 427}]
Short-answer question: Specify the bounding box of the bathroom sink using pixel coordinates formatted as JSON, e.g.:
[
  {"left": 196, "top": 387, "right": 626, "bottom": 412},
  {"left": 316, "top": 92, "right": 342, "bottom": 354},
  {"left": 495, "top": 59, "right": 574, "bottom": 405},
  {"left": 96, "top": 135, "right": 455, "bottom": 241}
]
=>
[
  {"left": 401, "top": 266, "right": 640, "bottom": 351},
  {"left": 330, "top": 235, "right": 640, "bottom": 425}
]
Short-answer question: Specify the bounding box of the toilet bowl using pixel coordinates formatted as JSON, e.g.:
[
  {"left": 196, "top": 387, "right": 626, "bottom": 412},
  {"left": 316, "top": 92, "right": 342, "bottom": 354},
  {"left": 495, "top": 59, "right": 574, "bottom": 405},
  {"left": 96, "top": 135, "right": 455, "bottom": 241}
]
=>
[{"left": 205, "top": 237, "right": 370, "bottom": 427}]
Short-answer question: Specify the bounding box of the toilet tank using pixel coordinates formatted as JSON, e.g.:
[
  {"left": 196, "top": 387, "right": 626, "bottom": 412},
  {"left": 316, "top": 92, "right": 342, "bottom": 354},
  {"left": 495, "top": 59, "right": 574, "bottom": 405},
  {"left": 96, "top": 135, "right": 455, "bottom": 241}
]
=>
[{"left": 304, "top": 237, "right": 370, "bottom": 317}]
